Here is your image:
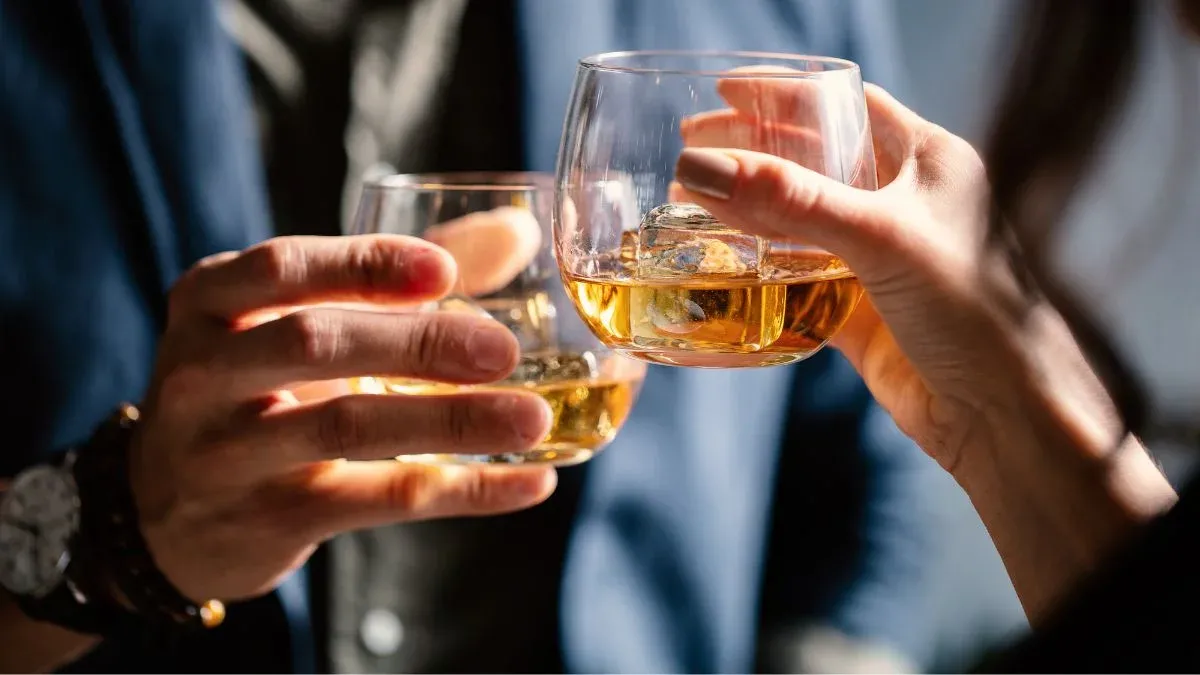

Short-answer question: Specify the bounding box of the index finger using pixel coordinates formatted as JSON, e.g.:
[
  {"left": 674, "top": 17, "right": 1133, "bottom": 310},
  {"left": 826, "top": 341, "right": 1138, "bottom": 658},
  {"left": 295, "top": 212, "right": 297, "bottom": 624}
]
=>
[{"left": 171, "top": 235, "right": 457, "bottom": 323}]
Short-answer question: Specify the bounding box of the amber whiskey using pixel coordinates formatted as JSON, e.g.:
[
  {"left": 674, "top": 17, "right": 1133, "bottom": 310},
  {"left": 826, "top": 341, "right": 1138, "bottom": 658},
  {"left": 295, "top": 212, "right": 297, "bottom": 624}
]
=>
[
  {"left": 564, "top": 249, "right": 863, "bottom": 368},
  {"left": 352, "top": 350, "right": 642, "bottom": 466}
]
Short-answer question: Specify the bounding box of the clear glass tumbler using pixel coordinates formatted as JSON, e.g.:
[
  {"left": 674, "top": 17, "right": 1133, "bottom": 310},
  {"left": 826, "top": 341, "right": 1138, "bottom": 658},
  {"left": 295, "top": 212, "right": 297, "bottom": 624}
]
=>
[
  {"left": 555, "top": 51, "right": 874, "bottom": 368},
  {"left": 349, "top": 172, "right": 646, "bottom": 466}
]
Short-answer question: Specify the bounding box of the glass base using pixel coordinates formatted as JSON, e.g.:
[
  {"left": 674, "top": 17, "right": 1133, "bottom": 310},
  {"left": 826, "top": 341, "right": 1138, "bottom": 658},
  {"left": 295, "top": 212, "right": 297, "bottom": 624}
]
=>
[
  {"left": 397, "top": 446, "right": 598, "bottom": 467},
  {"left": 621, "top": 348, "right": 814, "bottom": 368}
]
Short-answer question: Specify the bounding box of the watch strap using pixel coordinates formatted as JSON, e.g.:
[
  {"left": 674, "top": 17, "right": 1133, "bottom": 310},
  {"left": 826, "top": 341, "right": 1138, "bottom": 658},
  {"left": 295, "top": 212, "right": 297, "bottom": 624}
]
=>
[{"left": 12, "top": 570, "right": 140, "bottom": 636}]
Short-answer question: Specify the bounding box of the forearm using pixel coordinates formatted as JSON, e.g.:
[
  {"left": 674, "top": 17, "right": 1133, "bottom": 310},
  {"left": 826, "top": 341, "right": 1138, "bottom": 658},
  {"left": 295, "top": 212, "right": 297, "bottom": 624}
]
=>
[
  {"left": 953, "top": 393, "right": 1175, "bottom": 624},
  {"left": 0, "top": 592, "right": 98, "bottom": 673}
]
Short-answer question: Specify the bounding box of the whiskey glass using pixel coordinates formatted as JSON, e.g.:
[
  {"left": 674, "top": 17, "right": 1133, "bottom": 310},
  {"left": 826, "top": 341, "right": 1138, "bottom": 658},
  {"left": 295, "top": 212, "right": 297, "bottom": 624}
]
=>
[
  {"left": 555, "top": 51, "right": 874, "bottom": 368},
  {"left": 349, "top": 172, "right": 646, "bottom": 466}
]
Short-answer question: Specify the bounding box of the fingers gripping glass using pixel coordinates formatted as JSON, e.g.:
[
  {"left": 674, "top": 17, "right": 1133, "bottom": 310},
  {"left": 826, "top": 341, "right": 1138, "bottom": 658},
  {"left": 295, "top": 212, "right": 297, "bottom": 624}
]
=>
[
  {"left": 349, "top": 173, "right": 647, "bottom": 466},
  {"left": 555, "top": 51, "right": 875, "bottom": 368}
]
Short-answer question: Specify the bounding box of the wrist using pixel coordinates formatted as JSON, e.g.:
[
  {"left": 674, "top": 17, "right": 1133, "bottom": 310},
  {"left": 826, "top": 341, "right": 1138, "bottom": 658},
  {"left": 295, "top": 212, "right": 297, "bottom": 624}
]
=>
[
  {"left": 951, "top": 387, "right": 1174, "bottom": 622},
  {"left": 955, "top": 301, "right": 1178, "bottom": 525},
  {"left": 73, "top": 404, "right": 226, "bottom": 630},
  {"left": 1, "top": 405, "right": 224, "bottom": 636}
]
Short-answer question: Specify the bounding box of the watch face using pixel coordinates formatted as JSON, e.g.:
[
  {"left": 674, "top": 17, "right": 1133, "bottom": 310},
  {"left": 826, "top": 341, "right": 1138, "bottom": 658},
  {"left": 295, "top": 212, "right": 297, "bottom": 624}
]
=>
[{"left": 0, "top": 465, "right": 79, "bottom": 597}]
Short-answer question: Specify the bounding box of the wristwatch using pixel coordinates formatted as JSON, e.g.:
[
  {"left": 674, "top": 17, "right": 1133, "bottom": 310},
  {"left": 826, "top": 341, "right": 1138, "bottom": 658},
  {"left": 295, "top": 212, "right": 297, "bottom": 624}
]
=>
[
  {"left": 0, "top": 453, "right": 115, "bottom": 633},
  {"left": 0, "top": 461, "right": 79, "bottom": 598},
  {"left": 0, "top": 404, "right": 224, "bottom": 635}
]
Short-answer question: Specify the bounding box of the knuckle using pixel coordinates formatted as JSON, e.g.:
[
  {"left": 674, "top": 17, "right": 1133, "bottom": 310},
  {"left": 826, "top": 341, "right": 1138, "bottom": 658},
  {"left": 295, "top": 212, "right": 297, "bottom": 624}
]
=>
[
  {"left": 920, "top": 126, "right": 966, "bottom": 162},
  {"left": 916, "top": 129, "right": 985, "bottom": 192},
  {"left": 167, "top": 268, "right": 203, "bottom": 322},
  {"left": 439, "top": 397, "right": 477, "bottom": 447},
  {"left": 247, "top": 238, "right": 303, "bottom": 286},
  {"left": 941, "top": 130, "right": 978, "bottom": 161},
  {"left": 316, "top": 397, "right": 370, "bottom": 460},
  {"left": 406, "top": 315, "right": 450, "bottom": 374},
  {"left": 280, "top": 310, "right": 340, "bottom": 367},
  {"left": 455, "top": 469, "right": 490, "bottom": 509},
  {"left": 344, "top": 238, "right": 399, "bottom": 293},
  {"left": 948, "top": 135, "right": 986, "bottom": 178},
  {"left": 384, "top": 466, "right": 492, "bottom": 517},
  {"left": 384, "top": 470, "right": 433, "bottom": 514},
  {"left": 193, "top": 249, "right": 240, "bottom": 272},
  {"left": 167, "top": 251, "right": 243, "bottom": 322}
]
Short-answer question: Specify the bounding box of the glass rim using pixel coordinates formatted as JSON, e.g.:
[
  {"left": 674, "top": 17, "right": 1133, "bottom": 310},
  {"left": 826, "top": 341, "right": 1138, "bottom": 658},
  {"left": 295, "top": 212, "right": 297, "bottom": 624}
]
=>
[
  {"left": 362, "top": 171, "right": 554, "bottom": 193},
  {"left": 577, "top": 49, "right": 859, "bottom": 78}
]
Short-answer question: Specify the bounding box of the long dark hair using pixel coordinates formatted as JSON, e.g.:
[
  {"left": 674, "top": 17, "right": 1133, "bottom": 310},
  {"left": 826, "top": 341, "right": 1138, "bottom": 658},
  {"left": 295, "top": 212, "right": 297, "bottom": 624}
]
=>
[{"left": 985, "top": 0, "right": 1148, "bottom": 434}]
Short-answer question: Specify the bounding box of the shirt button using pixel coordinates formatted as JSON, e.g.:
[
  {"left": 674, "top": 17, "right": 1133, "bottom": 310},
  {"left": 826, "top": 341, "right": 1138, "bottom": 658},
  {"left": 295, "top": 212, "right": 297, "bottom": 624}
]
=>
[{"left": 359, "top": 608, "right": 405, "bottom": 656}]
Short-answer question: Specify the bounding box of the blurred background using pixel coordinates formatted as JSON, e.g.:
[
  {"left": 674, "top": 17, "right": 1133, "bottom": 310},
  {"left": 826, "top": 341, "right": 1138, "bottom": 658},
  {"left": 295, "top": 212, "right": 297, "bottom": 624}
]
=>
[{"left": 893, "top": 1, "right": 1012, "bottom": 141}]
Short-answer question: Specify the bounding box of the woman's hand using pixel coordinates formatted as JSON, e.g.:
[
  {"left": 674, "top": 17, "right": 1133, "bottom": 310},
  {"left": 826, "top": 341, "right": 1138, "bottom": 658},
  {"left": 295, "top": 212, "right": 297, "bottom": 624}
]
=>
[
  {"left": 130, "top": 232, "right": 555, "bottom": 604},
  {"left": 674, "top": 78, "right": 1176, "bottom": 621},
  {"left": 676, "top": 79, "right": 1088, "bottom": 473},
  {"left": 675, "top": 80, "right": 1022, "bottom": 470}
]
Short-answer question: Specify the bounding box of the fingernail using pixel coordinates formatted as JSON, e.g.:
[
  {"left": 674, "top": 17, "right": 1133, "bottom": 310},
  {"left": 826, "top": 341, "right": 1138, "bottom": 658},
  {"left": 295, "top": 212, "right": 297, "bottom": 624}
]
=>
[
  {"left": 501, "top": 394, "right": 551, "bottom": 444},
  {"left": 676, "top": 149, "right": 739, "bottom": 200},
  {"left": 465, "top": 325, "right": 517, "bottom": 373}
]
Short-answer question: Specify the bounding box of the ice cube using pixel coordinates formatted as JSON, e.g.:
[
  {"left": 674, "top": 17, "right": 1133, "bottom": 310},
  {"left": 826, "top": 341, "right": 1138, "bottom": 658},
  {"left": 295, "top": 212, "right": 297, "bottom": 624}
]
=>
[
  {"left": 636, "top": 203, "right": 768, "bottom": 279},
  {"left": 618, "top": 229, "right": 638, "bottom": 271},
  {"left": 502, "top": 350, "right": 598, "bottom": 385},
  {"left": 476, "top": 291, "right": 559, "bottom": 353}
]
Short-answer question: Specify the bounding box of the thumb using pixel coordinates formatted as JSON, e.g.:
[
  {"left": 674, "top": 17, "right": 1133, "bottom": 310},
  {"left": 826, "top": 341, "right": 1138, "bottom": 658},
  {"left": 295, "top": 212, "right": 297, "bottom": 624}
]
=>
[{"left": 673, "top": 148, "right": 898, "bottom": 273}]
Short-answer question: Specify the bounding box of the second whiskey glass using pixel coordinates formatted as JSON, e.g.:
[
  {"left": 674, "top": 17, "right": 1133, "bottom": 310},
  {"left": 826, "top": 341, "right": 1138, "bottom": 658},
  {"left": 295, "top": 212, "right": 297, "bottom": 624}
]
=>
[
  {"left": 555, "top": 51, "right": 875, "bottom": 368},
  {"left": 349, "top": 172, "right": 646, "bottom": 466}
]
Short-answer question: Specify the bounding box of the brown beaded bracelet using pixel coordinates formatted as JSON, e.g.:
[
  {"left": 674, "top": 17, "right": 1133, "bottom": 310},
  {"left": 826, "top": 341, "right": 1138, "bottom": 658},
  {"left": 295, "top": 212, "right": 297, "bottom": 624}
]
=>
[{"left": 72, "top": 403, "right": 225, "bottom": 630}]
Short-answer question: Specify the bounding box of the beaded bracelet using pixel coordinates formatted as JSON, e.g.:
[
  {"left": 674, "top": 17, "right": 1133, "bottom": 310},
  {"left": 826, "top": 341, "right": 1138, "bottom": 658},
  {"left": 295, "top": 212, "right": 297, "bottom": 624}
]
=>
[{"left": 73, "top": 403, "right": 225, "bottom": 630}]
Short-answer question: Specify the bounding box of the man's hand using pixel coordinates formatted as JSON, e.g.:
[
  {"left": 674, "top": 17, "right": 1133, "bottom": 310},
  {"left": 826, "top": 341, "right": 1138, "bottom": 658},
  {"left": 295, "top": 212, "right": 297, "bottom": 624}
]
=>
[{"left": 130, "top": 233, "right": 556, "bottom": 603}]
